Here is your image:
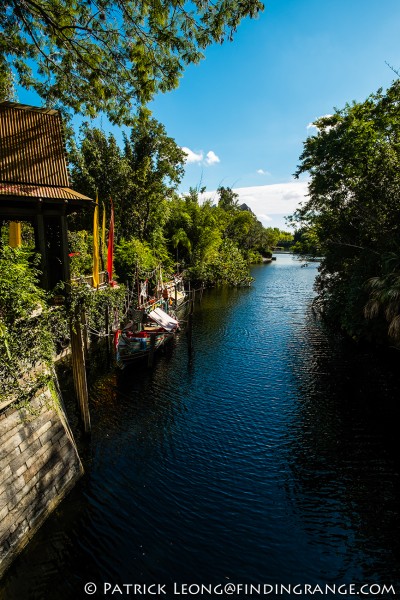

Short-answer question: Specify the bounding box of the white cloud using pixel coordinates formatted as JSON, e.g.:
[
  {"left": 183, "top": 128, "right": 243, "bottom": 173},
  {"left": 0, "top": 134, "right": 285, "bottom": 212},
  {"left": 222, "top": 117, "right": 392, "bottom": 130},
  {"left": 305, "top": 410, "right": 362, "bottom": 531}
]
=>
[
  {"left": 182, "top": 147, "right": 203, "bottom": 164},
  {"left": 258, "top": 213, "right": 273, "bottom": 222},
  {"left": 205, "top": 150, "right": 220, "bottom": 165},
  {"left": 307, "top": 114, "right": 334, "bottom": 131},
  {"left": 182, "top": 147, "right": 220, "bottom": 167},
  {"left": 199, "top": 180, "right": 309, "bottom": 230},
  {"left": 256, "top": 169, "right": 270, "bottom": 176}
]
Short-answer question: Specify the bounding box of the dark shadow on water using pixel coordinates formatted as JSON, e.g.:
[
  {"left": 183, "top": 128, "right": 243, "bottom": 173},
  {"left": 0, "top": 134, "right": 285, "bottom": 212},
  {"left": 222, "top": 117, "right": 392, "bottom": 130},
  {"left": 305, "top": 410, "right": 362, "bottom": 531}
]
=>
[
  {"left": 1, "top": 262, "right": 400, "bottom": 598},
  {"left": 284, "top": 312, "right": 400, "bottom": 584}
]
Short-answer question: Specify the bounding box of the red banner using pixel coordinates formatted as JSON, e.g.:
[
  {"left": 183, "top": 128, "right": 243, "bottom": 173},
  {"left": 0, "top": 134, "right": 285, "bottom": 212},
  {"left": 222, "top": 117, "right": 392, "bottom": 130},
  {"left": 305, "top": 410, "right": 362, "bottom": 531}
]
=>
[{"left": 107, "top": 198, "right": 114, "bottom": 284}]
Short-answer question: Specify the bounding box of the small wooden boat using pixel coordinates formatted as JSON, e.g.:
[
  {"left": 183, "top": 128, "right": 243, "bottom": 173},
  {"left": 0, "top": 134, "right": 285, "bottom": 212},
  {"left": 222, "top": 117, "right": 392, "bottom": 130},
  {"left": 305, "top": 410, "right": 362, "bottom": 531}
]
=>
[{"left": 115, "top": 307, "right": 180, "bottom": 368}]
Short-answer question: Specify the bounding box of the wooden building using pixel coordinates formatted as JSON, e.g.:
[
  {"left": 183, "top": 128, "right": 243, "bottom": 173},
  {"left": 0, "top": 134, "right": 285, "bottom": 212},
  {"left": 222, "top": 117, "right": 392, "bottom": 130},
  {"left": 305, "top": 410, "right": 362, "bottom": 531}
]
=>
[{"left": 0, "top": 102, "right": 93, "bottom": 289}]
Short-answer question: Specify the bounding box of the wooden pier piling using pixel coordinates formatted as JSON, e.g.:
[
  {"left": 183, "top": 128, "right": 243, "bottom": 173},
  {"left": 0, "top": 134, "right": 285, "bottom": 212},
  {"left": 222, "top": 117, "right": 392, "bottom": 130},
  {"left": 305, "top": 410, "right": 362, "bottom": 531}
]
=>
[
  {"left": 187, "top": 292, "right": 194, "bottom": 353},
  {"left": 70, "top": 315, "right": 91, "bottom": 434}
]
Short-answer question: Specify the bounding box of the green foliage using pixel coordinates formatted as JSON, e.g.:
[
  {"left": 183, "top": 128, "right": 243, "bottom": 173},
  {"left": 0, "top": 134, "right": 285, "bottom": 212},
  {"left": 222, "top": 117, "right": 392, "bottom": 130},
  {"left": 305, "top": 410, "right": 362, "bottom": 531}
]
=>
[
  {"left": 69, "top": 126, "right": 131, "bottom": 234},
  {"left": 0, "top": 55, "right": 16, "bottom": 101},
  {"left": 114, "top": 238, "right": 160, "bottom": 283},
  {"left": 191, "top": 239, "right": 253, "bottom": 286},
  {"left": 69, "top": 112, "right": 185, "bottom": 244},
  {"left": 292, "top": 79, "right": 400, "bottom": 343},
  {"left": 122, "top": 109, "right": 185, "bottom": 241},
  {"left": 0, "top": 242, "right": 126, "bottom": 405},
  {"left": 245, "top": 249, "right": 264, "bottom": 264},
  {"left": 290, "top": 226, "right": 320, "bottom": 256},
  {"left": 66, "top": 280, "right": 127, "bottom": 336},
  {"left": 67, "top": 115, "right": 288, "bottom": 289},
  {"left": 0, "top": 247, "right": 54, "bottom": 402},
  {"left": 164, "top": 186, "right": 292, "bottom": 284},
  {"left": 68, "top": 230, "right": 93, "bottom": 277},
  {"left": 1, "top": 0, "right": 263, "bottom": 124},
  {"left": 364, "top": 253, "right": 400, "bottom": 342},
  {"left": 218, "top": 186, "right": 240, "bottom": 211}
]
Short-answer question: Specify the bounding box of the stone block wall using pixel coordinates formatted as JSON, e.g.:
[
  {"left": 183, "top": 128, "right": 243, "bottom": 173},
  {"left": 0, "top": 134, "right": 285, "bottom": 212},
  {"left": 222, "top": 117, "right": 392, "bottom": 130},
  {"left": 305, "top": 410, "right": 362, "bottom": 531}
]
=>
[{"left": 0, "top": 387, "right": 83, "bottom": 577}]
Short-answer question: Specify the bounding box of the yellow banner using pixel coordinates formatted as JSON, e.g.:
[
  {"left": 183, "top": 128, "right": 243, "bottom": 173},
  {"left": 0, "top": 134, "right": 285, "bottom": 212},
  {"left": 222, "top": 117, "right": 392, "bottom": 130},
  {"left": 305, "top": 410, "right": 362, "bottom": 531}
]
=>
[
  {"left": 101, "top": 201, "right": 107, "bottom": 264},
  {"left": 9, "top": 222, "right": 21, "bottom": 248}
]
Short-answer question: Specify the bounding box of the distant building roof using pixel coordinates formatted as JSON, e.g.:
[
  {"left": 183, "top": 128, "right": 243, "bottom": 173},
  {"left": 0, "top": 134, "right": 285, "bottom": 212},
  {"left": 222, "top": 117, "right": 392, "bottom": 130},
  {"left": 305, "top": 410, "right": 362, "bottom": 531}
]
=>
[{"left": 0, "top": 102, "right": 92, "bottom": 206}]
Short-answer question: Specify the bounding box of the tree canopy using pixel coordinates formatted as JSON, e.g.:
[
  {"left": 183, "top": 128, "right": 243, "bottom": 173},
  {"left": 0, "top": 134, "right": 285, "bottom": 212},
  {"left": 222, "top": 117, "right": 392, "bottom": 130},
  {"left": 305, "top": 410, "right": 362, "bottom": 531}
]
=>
[
  {"left": 1, "top": 0, "right": 263, "bottom": 123},
  {"left": 292, "top": 80, "right": 400, "bottom": 343},
  {"left": 69, "top": 110, "right": 186, "bottom": 240}
]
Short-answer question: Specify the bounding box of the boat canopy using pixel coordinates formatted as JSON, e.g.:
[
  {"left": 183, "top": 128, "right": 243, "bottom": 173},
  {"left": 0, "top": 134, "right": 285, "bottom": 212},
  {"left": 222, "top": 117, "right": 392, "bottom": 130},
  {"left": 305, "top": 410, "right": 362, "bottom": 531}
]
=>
[{"left": 148, "top": 307, "right": 179, "bottom": 332}]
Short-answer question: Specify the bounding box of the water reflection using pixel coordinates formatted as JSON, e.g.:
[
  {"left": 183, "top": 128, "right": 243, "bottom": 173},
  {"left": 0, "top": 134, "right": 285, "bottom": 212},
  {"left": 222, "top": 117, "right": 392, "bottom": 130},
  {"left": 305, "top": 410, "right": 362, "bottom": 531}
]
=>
[
  {"left": 285, "top": 307, "right": 400, "bottom": 583},
  {"left": 1, "top": 255, "right": 400, "bottom": 599}
]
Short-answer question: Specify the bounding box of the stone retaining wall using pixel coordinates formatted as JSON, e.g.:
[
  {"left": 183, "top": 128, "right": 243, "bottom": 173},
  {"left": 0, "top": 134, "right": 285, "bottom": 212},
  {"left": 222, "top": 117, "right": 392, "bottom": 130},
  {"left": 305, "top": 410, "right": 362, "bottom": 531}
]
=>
[{"left": 0, "top": 387, "right": 83, "bottom": 577}]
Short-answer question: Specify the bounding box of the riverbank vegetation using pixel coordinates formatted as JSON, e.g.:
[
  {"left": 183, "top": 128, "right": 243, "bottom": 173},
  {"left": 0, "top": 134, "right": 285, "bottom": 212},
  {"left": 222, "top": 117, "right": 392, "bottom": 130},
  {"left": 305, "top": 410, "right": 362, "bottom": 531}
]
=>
[
  {"left": 291, "top": 79, "right": 400, "bottom": 346},
  {"left": 0, "top": 247, "right": 54, "bottom": 404},
  {"left": 0, "top": 243, "right": 127, "bottom": 404},
  {"left": 0, "top": 106, "right": 292, "bottom": 400},
  {"left": 1, "top": 0, "right": 296, "bottom": 405},
  {"left": 67, "top": 114, "right": 292, "bottom": 287}
]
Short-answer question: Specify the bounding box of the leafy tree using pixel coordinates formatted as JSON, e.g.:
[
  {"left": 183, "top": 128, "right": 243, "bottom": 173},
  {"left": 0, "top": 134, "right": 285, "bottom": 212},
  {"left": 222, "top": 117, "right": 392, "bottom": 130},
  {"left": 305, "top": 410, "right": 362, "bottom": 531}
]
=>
[
  {"left": 114, "top": 238, "right": 159, "bottom": 283},
  {"left": 69, "top": 125, "right": 131, "bottom": 235},
  {"left": 69, "top": 112, "right": 186, "bottom": 241},
  {"left": 364, "top": 253, "right": 400, "bottom": 342},
  {"left": 0, "top": 56, "right": 16, "bottom": 101},
  {"left": 123, "top": 108, "right": 186, "bottom": 242},
  {"left": 1, "top": 0, "right": 263, "bottom": 123},
  {"left": 290, "top": 226, "right": 320, "bottom": 256},
  {"left": 292, "top": 80, "right": 400, "bottom": 342},
  {"left": 218, "top": 186, "right": 240, "bottom": 211},
  {"left": 196, "top": 239, "right": 252, "bottom": 286},
  {"left": 166, "top": 188, "right": 224, "bottom": 269}
]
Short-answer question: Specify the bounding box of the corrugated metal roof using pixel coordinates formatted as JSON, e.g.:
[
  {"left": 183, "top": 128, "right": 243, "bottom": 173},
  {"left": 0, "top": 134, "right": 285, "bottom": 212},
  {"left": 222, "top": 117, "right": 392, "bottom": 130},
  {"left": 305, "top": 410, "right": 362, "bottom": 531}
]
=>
[
  {"left": 0, "top": 102, "right": 92, "bottom": 203},
  {"left": 0, "top": 183, "right": 92, "bottom": 201}
]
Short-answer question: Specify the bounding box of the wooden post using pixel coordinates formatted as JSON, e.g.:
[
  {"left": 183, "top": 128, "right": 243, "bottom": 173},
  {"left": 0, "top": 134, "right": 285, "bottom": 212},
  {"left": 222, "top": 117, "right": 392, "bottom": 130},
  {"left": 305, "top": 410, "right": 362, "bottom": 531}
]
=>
[
  {"left": 148, "top": 332, "right": 156, "bottom": 367},
  {"left": 70, "top": 314, "right": 91, "bottom": 434},
  {"left": 187, "top": 292, "right": 194, "bottom": 353},
  {"left": 175, "top": 283, "right": 178, "bottom": 309},
  {"left": 81, "top": 308, "right": 89, "bottom": 360}
]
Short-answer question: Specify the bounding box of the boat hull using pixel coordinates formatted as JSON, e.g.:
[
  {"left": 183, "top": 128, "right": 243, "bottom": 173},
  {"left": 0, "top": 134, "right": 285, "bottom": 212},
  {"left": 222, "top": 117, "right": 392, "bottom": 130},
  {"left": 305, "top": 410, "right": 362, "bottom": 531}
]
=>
[{"left": 115, "top": 329, "right": 175, "bottom": 368}]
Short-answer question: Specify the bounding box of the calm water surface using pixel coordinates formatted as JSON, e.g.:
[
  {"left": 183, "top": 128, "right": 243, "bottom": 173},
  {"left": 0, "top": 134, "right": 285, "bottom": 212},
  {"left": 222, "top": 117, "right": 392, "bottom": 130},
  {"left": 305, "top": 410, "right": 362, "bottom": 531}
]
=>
[{"left": 1, "top": 254, "right": 400, "bottom": 599}]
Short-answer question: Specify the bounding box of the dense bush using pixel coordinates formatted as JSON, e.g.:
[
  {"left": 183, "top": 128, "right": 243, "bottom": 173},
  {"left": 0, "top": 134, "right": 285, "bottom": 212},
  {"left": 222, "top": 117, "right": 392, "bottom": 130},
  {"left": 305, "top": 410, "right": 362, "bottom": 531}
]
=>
[
  {"left": 293, "top": 80, "right": 400, "bottom": 344},
  {"left": 0, "top": 247, "right": 54, "bottom": 402}
]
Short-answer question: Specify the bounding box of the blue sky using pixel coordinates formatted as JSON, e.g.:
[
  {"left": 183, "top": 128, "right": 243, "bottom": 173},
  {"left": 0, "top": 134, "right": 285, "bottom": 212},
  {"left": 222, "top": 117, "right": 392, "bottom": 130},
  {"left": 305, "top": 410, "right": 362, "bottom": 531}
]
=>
[
  {"left": 149, "top": 0, "right": 400, "bottom": 229},
  {"left": 15, "top": 0, "right": 400, "bottom": 230}
]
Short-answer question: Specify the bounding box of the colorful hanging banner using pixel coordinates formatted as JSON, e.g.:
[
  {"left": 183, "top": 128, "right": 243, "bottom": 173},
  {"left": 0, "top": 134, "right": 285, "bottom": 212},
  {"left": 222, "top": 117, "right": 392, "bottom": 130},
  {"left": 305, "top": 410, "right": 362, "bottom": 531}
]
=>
[
  {"left": 101, "top": 201, "right": 107, "bottom": 267},
  {"left": 107, "top": 198, "right": 115, "bottom": 284},
  {"left": 92, "top": 192, "right": 100, "bottom": 288},
  {"left": 9, "top": 222, "right": 22, "bottom": 248}
]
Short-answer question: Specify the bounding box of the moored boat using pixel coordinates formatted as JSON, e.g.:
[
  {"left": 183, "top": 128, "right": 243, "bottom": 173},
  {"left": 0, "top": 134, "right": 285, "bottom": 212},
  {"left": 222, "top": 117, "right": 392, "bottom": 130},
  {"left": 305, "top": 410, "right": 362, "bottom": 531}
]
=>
[
  {"left": 115, "top": 307, "right": 180, "bottom": 368},
  {"left": 115, "top": 267, "right": 187, "bottom": 368}
]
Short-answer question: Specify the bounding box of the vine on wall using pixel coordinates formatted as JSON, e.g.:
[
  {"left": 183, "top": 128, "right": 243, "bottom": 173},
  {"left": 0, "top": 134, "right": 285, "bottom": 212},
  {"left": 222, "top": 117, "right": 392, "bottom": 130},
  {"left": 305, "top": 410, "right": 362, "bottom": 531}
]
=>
[{"left": 0, "top": 246, "right": 126, "bottom": 407}]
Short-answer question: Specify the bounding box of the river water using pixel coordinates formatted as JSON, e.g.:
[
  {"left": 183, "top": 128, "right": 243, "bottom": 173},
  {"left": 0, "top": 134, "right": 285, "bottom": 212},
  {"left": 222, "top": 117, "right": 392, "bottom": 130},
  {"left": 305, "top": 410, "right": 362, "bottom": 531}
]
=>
[{"left": 1, "top": 254, "right": 400, "bottom": 599}]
